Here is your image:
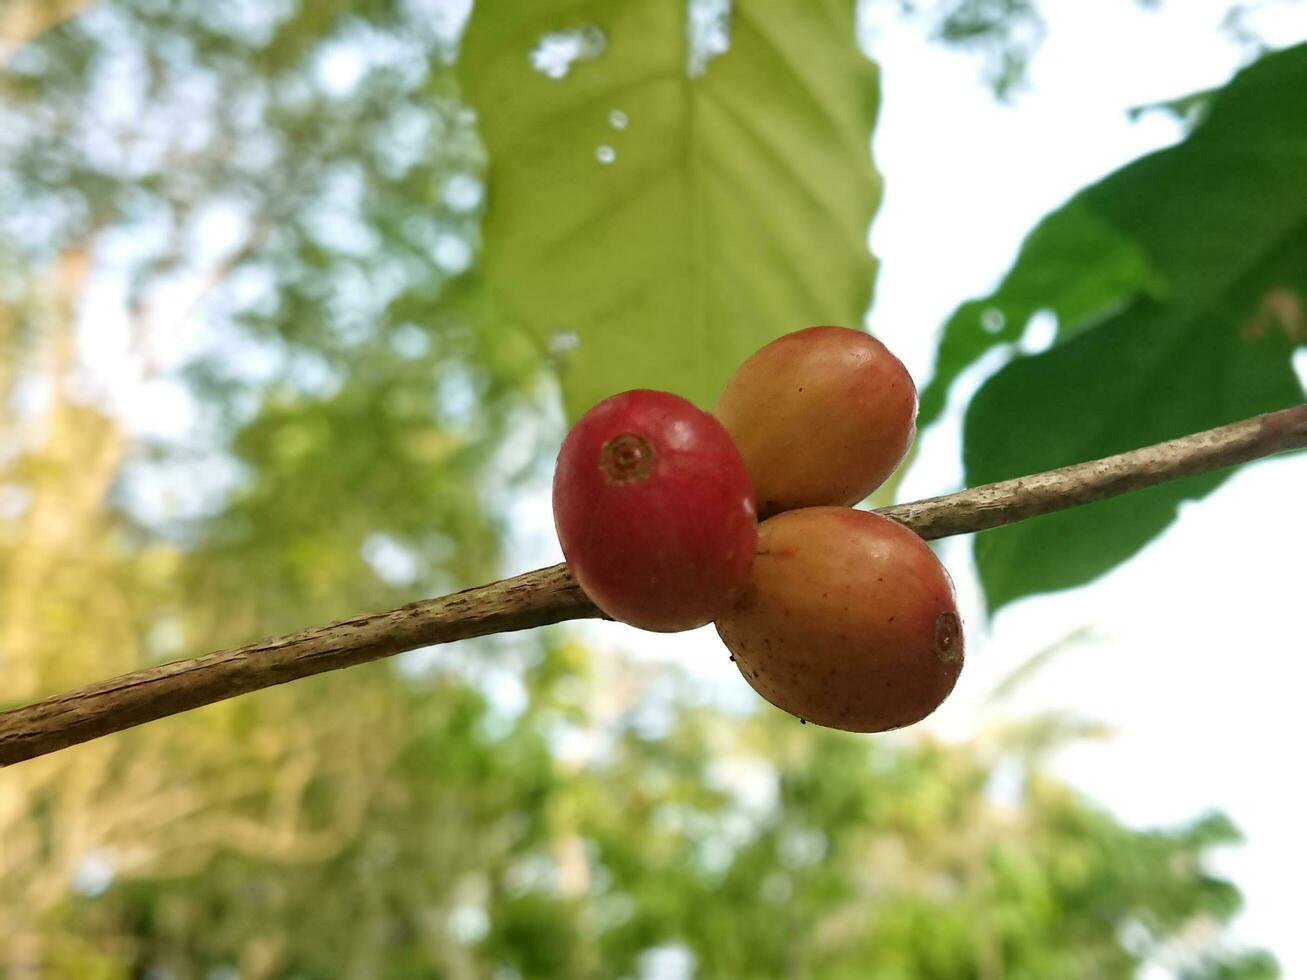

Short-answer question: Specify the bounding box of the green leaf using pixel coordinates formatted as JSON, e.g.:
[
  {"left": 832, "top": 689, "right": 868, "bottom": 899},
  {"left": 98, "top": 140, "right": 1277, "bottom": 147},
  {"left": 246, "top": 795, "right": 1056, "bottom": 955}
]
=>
[
  {"left": 945, "top": 43, "right": 1307, "bottom": 612},
  {"left": 967, "top": 288, "right": 1303, "bottom": 612},
  {"left": 1126, "top": 83, "right": 1220, "bottom": 130},
  {"left": 918, "top": 199, "right": 1166, "bottom": 426},
  {"left": 459, "top": 0, "right": 880, "bottom": 419}
]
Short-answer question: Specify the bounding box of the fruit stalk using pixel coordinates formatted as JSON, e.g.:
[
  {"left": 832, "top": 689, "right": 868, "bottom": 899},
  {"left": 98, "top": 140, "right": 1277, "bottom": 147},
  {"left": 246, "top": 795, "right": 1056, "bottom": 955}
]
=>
[{"left": 1, "top": 404, "right": 1304, "bottom": 766}]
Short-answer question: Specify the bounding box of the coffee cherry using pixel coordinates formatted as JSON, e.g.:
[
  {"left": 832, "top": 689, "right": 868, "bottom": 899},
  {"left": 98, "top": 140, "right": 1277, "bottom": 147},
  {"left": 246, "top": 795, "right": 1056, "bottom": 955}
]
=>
[
  {"left": 713, "top": 326, "right": 917, "bottom": 518},
  {"left": 553, "top": 390, "right": 757, "bottom": 632},
  {"left": 715, "top": 507, "right": 962, "bottom": 732}
]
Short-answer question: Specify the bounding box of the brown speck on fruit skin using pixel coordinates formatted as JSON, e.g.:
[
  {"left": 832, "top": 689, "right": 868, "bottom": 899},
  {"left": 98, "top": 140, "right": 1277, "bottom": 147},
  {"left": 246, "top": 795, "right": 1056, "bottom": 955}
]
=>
[
  {"left": 600, "top": 432, "right": 654, "bottom": 484},
  {"left": 934, "top": 611, "right": 962, "bottom": 663}
]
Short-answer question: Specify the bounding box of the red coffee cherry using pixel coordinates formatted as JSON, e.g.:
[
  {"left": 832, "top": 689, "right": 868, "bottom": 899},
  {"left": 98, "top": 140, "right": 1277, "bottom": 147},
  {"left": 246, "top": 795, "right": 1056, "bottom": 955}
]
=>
[{"left": 553, "top": 390, "right": 758, "bottom": 632}]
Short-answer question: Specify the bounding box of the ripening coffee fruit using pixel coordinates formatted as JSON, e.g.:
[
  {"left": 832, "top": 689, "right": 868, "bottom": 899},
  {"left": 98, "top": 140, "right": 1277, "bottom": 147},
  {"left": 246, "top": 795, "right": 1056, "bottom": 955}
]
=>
[
  {"left": 714, "top": 326, "right": 917, "bottom": 518},
  {"left": 716, "top": 507, "right": 962, "bottom": 732},
  {"left": 553, "top": 389, "right": 757, "bottom": 633}
]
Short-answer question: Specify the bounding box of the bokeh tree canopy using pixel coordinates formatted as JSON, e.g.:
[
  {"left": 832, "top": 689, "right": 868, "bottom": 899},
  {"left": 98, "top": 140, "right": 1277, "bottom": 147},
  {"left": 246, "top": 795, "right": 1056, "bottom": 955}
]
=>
[{"left": 0, "top": 0, "right": 1301, "bottom": 976}]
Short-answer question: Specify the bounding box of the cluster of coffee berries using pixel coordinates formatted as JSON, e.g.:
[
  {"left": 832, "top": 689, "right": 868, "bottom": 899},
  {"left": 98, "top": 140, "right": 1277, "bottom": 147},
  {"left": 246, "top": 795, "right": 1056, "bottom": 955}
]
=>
[{"left": 552, "top": 326, "right": 963, "bottom": 733}]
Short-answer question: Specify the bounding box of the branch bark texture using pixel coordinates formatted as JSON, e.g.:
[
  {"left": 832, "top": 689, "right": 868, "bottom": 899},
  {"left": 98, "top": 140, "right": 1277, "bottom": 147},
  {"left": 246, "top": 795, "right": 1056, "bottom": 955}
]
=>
[{"left": 2, "top": 405, "right": 1304, "bottom": 766}]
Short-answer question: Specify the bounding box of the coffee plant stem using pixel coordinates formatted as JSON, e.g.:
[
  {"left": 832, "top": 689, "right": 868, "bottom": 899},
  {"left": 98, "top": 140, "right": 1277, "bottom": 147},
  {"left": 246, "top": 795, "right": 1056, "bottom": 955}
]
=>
[{"left": 2, "top": 404, "right": 1303, "bottom": 766}]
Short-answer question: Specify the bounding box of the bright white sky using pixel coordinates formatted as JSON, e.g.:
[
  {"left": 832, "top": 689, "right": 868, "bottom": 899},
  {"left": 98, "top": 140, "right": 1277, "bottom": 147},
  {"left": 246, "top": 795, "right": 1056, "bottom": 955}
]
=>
[{"left": 508, "top": 2, "right": 1307, "bottom": 975}]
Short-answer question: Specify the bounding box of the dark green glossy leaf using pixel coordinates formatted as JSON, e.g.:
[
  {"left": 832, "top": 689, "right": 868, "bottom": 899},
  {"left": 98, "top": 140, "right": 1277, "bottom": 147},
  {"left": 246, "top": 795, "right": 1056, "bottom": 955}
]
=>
[
  {"left": 918, "top": 199, "right": 1165, "bottom": 426},
  {"left": 967, "top": 280, "right": 1303, "bottom": 611},
  {"left": 938, "top": 44, "right": 1307, "bottom": 611}
]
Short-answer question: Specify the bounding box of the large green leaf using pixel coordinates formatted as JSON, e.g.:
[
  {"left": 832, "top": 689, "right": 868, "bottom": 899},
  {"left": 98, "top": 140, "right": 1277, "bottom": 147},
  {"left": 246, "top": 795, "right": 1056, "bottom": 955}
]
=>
[
  {"left": 459, "top": 0, "right": 880, "bottom": 419},
  {"left": 926, "top": 44, "right": 1307, "bottom": 611}
]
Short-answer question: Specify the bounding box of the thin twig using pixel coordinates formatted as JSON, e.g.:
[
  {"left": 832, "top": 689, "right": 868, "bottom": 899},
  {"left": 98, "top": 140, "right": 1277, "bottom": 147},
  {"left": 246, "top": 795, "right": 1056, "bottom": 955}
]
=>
[{"left": 1, "top": 404, "right": 1304, "bottom": 767}]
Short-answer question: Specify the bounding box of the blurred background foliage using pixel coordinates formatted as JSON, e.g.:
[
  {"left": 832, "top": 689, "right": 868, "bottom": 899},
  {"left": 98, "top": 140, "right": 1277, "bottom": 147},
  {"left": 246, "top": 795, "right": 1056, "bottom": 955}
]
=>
[{"left": 0, "top": 0, "right": 1301, "bottom": 976}]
